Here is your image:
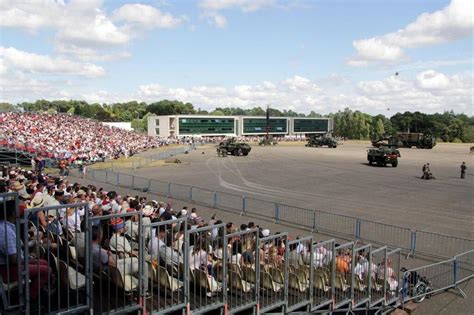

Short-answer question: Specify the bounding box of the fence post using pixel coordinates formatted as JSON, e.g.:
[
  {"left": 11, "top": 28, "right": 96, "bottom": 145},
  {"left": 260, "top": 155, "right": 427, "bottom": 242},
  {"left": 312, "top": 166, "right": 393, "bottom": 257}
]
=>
[
  {"left": 213, "top": 191, "right": 218, "bottom": 208},
  {"left": 167, "top": 183, "right": 171, "bottom": 197},
  {"left": 312, "top": 210, "right": 317, "bottom": 232},
  {"left": 408, "top": 230, "right": 416, "bottom": 258},
  {"left": 116, "top": 172, "right": 119, "bottom": 186},
  {"left": 189, "top": 186, "right": 193, "bottom": 201},
  {"left": 131, "top": 175, "right": 135, "bottom": 188},
  {"left": 274, "top": 204, "right": 280, "bottom": 224},
  {"left": 453, "top": 259, "right": 458, "bottom": 286},
  {"left": 241, "top": 196, "right": 247, "bottom": 216},
  {"left": 355, "top": 219, "right": 362, "bottom": 240},
  {"left": 105, "top": 170, "right": 109, "bottom": 184},
  {"left": 91, "top": 170, "right": 95, "bottom": 180},
  {"left": 147, "top": 179, "right": 151, "bottom": 192}
]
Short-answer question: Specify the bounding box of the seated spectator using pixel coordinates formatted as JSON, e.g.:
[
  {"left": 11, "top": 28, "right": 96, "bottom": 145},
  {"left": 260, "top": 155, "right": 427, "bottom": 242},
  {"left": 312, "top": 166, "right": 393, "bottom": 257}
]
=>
[
  {"left": 109, "top": 218, "right": 138, "bottom": 257},
  {"left": 0, "top": 199, "right": 52, "bottom": 301}
]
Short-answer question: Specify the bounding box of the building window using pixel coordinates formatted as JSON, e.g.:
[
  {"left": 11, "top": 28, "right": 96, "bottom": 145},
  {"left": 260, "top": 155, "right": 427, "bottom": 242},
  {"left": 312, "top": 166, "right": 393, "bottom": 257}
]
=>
[
  {"left": 155, "top": 119, "right": 160, "bottom": 126},
  {"left": 155, "top": 128, "right": 160, "bottom": 135}
]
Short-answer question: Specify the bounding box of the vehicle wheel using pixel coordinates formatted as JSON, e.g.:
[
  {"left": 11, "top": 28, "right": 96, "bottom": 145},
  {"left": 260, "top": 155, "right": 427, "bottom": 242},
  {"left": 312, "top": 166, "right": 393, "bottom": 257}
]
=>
[
  {"left": 413, "top": 282, "right": 427, "bottom": 303},
  {"left": 333, "top": 145, "right": 337, "bottom": 148},
  {"left": 243, "top": 152, "right": 248, "bottom": 156},
  {"left": 233, "top": 149, "right": 239, "bottom": 156},
  {"left": 392, "top": 161, "right": 398, "bottom": 167},
  {"left": 368, "top": 159, "right": 373, "bottom": 165}
]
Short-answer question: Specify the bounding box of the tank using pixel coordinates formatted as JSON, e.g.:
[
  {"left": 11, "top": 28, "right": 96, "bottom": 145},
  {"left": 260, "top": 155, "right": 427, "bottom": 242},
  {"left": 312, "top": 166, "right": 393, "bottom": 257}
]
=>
[
  {"left": 367, "top": 146, "right": 401, "bottom": 167},
  {"left": 217, "top": 138, "right": 251, "bottom": 156},
  {"left": 305, "top": 134, "right": 338, "bottom": 148}
]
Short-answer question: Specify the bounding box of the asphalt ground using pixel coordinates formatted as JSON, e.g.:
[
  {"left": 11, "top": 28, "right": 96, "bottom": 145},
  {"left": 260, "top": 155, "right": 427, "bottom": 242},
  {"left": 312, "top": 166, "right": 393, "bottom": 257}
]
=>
[
  {"left": 125, "top": 141, "right": 473, "bottom": 239},
  {"left": 63, "top": 141, "right": 474, "bottom": 314}
]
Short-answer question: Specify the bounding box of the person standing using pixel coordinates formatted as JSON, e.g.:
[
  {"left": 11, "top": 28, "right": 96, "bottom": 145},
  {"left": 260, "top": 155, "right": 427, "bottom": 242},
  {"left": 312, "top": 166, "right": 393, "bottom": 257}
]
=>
[{"left": 460, "top": 162, "right": 467, "bottom": 179}]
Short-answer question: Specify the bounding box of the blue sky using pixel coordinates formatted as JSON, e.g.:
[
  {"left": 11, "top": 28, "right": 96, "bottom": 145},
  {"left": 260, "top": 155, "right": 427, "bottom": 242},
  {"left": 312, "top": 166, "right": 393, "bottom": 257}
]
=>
[{"left": 0, "top": 0, "right": 472, "bottom": 115}]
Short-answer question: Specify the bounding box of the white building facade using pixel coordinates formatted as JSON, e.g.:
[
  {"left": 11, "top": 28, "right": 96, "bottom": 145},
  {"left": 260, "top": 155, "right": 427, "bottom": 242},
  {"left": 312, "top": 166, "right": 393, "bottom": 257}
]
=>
[{"left": 148, "top": 115, "right": 333, "bottom": 138}]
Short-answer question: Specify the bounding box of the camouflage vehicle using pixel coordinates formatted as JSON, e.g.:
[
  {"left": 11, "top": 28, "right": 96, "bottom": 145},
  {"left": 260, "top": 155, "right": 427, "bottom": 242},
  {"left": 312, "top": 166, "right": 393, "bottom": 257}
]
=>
[
  {"left": 396, "top": 132, "right": 436, "bottom": 149},
  {"left": 305, "top": 134, "right": 338, "bottom": 148},
  {"left": 371, "top": 135, "right": 399, "bottom": 148},
  {"left": 367, "top": 146, "right": 401, "bottom": 167},
  {"left": 217, "top": 138, "right": 251, "bottom": 156}
]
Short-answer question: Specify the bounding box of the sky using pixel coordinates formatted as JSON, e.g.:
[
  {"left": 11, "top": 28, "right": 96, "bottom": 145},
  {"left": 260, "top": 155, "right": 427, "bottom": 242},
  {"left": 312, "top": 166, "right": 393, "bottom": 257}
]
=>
[{"left": 0, "top": 0, "right": 473, "bottom": 116}]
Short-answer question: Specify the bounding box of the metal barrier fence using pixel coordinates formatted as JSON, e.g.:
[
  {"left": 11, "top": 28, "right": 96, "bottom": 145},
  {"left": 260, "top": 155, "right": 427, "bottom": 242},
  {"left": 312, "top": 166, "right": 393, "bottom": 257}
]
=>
[
  {"left": 385, "top": 249, "right": 401, "bottom": 305},
  {"left": 369, "top": 246, "right": 387, "bottom": 307},
  {"left": 88, "top": 211, "right": 145, "bottom": 314},
  {"left": 258, "top": 233, "right": 288, "bottom": 313},
  {"left": 0, "top": 193, "right": 22, "bottom": 312},
  {"left": 143, "top": 218, "right": 188, "bottom": 314},
  {"left": 352, "top": 244, "right": 371, "bottom": 308},
  {"left": 22, "top": 202, "right": 91, "bottom": 314},
  {"left": 186, "top": 223, "right": 226, "bottom": 313},
  {"left": 84, "top": 168, "right": 473, "bottom": 260},
  {"left": 286, "top": 236, "right": 312, "bottom": 312},
  {"left": 2, "top": 190, "right": 473, "bottom": 314},
  {"left": 223, "top": 229, "right": 259, "bottom": 314},
  {"left": 312, "top": 239, "right": 335, "bottom": 311},
  {"left": 333, "top": 242, "right": 354, "bottom": 309},
  {"left": 455, "top": 250, "right": 474, "bottom": 285},
  {"left": 414, "top": 230, "right": 473, "bottom": 259},
  {"left": 132, "top": 145, "right": 196, "bottom": 169}
]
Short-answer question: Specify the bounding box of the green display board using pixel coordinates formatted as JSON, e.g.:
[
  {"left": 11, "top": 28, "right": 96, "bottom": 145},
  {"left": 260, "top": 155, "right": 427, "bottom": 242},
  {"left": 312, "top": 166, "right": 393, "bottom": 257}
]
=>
[
  {"left": 243, "top": 118, "right": 287, "bottom": 134},
  {"left": 179, "top": 118, "right": 235, "bottom": 135},
  {"left": 293, "top": 119, "right": 329, "bottom": 133}
]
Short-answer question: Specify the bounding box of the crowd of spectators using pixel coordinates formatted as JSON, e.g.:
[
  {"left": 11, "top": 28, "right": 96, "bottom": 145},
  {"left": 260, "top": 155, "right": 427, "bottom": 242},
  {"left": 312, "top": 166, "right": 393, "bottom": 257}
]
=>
[
  {"left": 1, "top": 164, "right": 396, "bottom": 309},
  {"left": 0, "top": 112, "right": 167, "bottom": 163}
]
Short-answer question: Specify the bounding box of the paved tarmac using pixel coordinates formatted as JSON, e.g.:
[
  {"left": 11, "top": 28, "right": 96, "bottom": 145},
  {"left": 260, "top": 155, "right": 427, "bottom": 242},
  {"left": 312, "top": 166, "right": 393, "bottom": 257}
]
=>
[{"left": 125, "top": 141, "right": 473, "bottom": 239}]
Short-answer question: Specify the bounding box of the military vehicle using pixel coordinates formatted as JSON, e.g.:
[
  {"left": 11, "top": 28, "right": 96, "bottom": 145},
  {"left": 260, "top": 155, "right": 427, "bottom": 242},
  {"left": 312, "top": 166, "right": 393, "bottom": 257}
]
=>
[
  {"left": 305, "top": 134, "right": 338, "bottom": 148},
  {"left": 396, "top": 132, "right": 436, "bottom": 149},
  {"left": 367, "top": 146, "right": 401, "bottom": 167},
  {"left": 217, "top": 138, "right": 251, "bottom": 156},
  {"left": 371, "top": 135, "right": 399, "bottom": 148}
]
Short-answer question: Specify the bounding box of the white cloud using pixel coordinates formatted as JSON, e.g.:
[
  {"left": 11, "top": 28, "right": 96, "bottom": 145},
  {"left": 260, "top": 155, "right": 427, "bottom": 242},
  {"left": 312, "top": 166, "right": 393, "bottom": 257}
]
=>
[
  {"left": 0, "top": 47, "right": 105, "bottom": 78},
  {"left": 349, "top": 0, "right": 474, "bottom": 66},
  {"left": 0, "top": 1, "right": 184, "bottom": 60},
  {"left": 136, "top": 72, "right": 473, "bottom": 115},
  {"left": 113, "top": 4, "right": 183, "bottom": 30},
  {"left": 200, "top": 0, "right": 277, "bottom": 12},
  {"left": 200, "top": 0, "right": 277, "bottom": 27}
]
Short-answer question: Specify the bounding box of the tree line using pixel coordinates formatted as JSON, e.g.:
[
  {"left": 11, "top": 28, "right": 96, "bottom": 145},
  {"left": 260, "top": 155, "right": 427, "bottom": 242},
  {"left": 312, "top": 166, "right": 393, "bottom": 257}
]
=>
[{"left": 1, "top": 100, "right": 472, "bottom": 142}]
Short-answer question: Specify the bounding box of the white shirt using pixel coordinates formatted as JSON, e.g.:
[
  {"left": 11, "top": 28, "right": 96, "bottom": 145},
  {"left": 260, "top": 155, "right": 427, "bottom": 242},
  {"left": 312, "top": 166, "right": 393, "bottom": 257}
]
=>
[
  {"left": 62, "top": 211, "right": 81, "bottom": 233},
  {"left": 148, "top": 237, "right": 165, "bottom": 256}
]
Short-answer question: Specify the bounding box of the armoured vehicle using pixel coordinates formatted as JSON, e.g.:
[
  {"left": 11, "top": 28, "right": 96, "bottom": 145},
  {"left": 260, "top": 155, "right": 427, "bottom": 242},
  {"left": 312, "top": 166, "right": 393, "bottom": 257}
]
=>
[
  {"left": 367, "top": 146, "right": 400, "bottom": 167},
  {"left": 396, "top": 132, "right": 436, "bottom": 149},
  {"left": 371, "top": 135, "right": 399, "bottom": 148},
  {"left": 217, "top": 138, "right": 251, "bottom": 156},
  {"left": 305, "top": 134, "right": 338, "bottom": 148}
]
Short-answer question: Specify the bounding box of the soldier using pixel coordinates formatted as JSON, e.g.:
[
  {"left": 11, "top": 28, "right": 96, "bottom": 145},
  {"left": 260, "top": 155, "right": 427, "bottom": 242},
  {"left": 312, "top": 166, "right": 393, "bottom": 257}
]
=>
[
  {"left": 421, "top": 163, "right": 429, "bottom": 179},
  {"left": 460, "top": 162, "right": 467, "bottom": 179}
]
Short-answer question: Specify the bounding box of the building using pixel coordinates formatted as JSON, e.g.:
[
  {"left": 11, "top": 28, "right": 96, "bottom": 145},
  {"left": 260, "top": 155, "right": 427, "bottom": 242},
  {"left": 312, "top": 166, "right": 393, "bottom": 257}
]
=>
[{"left": 148, "top": 115, "right": 332, "bottom": 137}]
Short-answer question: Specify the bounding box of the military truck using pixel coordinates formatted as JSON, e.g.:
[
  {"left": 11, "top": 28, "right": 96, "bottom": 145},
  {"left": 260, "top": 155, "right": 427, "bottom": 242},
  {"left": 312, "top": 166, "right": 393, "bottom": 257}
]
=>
[
  {"left": 367, "top": 146, "right": 401, "bottom": 167},
  {"left": 396, "top": 132, "right": 436, "bottom": 149},
  {"left": 305, "top": 134, "right": 338, "bottom": 148},
  {"left": 217, "top": 138, "right": 251, "bottom": 156}
]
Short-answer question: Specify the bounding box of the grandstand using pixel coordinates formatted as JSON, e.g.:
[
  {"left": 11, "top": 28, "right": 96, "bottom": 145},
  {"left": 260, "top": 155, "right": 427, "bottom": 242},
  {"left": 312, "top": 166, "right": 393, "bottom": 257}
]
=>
[
  {"left": 1, "top": 163, "right": 472, "bottom": 314},
  {"left": 0, "top": 113, "right": 472, "bottom": 314}
]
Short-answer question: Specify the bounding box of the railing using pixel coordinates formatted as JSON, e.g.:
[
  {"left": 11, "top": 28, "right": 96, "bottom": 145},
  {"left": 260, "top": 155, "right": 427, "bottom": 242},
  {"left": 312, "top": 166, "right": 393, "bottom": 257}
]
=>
[
  {"left": 1, "top": 192, "right": 473, "bottom": 314},
  {"left": 84, "top": 168, "right": 474, "bottom": 260},
  {"left": 401, "top": 249, "right": 474, "bottom": 304}
]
